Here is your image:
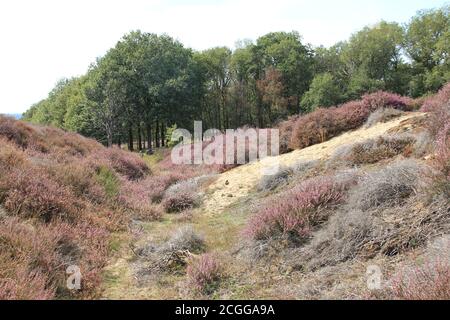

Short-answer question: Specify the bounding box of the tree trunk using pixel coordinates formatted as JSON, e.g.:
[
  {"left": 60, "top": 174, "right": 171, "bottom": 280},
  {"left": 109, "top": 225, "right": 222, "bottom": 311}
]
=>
[
  {"left": 155, "top": 120, "right": 160, "bottom": 148},
  {"left": 128, "top": 126, "right": 134, "bottom": 151},
  {"left": 161, "top": 123, "right": 165, "bottom": 147},
  {"left": 137, "top": 123, "right": 142, "bottom": 151},
  {"left": 146, "top": 121, "right": 152, "bottom": 150}
]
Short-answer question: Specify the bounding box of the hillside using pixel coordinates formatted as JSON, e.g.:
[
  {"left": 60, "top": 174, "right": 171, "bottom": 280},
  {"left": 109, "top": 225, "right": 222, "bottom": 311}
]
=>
[
  {"left": 1, "top": 85, "right": 449, "bottom": 300},
  {"left": 101, "top": 89, "right": 449, "bottom": 300}
]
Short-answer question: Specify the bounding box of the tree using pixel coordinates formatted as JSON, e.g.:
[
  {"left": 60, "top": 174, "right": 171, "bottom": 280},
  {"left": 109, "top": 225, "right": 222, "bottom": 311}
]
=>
[
  {"left": 301, "top": 73, "right": 342, "bottom": 112},
  {"left": 406, "top": 5, "right": 450, "bottom": 96},
  {"left": 342, "top": 21, "right": 408, "bottom": 98}
]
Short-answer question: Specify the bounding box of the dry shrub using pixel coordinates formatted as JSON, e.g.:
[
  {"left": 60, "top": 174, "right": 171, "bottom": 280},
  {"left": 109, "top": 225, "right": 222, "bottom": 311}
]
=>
[
  {"left": 0, "top": 138, "right": 27, "bottom": 170},
  {"left": 365, "top": 108, "right": 404, "bottom": 128},
  {"left": 164, "top": 226, "right": 206, "bottom": 253},
  {"left": 331, "top": 135, "right": 416, "bottom": 166},
  {"left": 288, "top": 91, "right": 413, "bottom": 150},
  {"left": 186, "top": 253, "right": 222, "bottom": 295},
  {"left": 135, "top": 227, "right": 206, "bottom": 276},
  {"left": 294, "top": 160, "right": 441, "bottom": 270},
  {"left": 278, "top": 116, "right": 299, "bottom": 154},
  {"left": 389, "top": 260, "right": 450, "bottom": 300},
  {"left": 257, "top": 166, "right": 293, "bottom": 191},
  {"left": 245, "top": 174, "right": 355, "bottom": 242},
  {"left": 162, "top": 191, "right": 198, "bottom": 213},
  {"left": 432, "top": 122, "right": 450, "bottom": 197},
  {"left": 349, "top": 159, "right": 421, "bottom": 211}
]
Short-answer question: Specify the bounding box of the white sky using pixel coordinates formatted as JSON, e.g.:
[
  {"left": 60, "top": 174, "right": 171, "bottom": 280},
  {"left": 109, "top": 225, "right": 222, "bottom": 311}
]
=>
[{"left": 0, "top": 0, "right": 447, "bottom": 114}]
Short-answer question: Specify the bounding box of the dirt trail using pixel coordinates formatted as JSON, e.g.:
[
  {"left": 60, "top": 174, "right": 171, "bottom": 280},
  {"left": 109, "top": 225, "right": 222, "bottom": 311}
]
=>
[{"left": 203, "top": 112, "right": 424, "bottom": 215}]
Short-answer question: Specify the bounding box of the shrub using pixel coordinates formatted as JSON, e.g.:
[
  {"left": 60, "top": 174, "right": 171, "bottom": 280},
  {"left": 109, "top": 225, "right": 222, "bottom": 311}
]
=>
[
  {"left": 164, "top": 226, "right": 206, "bottom": 254},
  {"left": 162, "top": 191, "right": 198, "bottom": 213},
  {"left": 347, "top": 159, "right": 421, "bottom": 211},
  {"left": 118, "top": 178, "right": 163, "bottom": 220},
  {"left": 186, "top": 253, "right": 222, "bottom": 295},
  {"left": 0, "top": 138, "right": 27, "bottom": 170},
  {"left": 432, "top": 123, "right": 450, "bottom": 196},
  {"left": 245, "top": 175, "right": 354, "bottom": 242},
  {"left": 389, "top": 260, "right": 450, "bottom": 300},
  {"left": 95, "top": 166, "right": 120, "bottom": 200},
  {"left": 365, "top": 108, "right": 404, "bottom": 128},
  {"left": 103, "top": 147, "right": 149, "bottom": 181},
  {"left": 0, "top": 167, "right": 79, "bottom": 222},
  {"left": 332, "top": 135, "right": 415, "bottom": 165},
  {"left": 147, "top": 173, "right": 185, "bottom": 203},
  {"left": 421, "top": 83, "right": 450, "bottom": 113},
  {"left": 257, "top": 166, "right": 293, "bottom": 191},
  {"left": 421, "top": 85, "right": 450, "bottom": 138},
  {"left": 296, "top": 160, "right": 427, "bottom": 270},
  {"left": 278, "top": 116, "right": 299, "bottom": 154},
  {"left": 288, "top": 91, "right": 413, "bottom": 150}
]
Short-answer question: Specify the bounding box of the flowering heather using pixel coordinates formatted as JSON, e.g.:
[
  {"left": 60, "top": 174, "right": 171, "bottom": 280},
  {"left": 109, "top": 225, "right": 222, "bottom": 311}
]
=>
[
  {"left": 101, "top": 147, "right": 149, "bottom": 181},
  {"left": 421, "top": 83, "right": 450, "bottom": 113},
  {"left": 0, "top": 167, "right": 79, "bottom": 222},
  {"left": 187, "top": 253, "right": 222, "bottom": 294},
  {"left": 0, "top": 116, "right": 159, "bottom": 299},
  {"left": 245, "top": 175, "right": 353, "bottom": 241},
  {"left": 432, "top": 123, "right": 450, "bottom": 196},
  {"left": 118, "top": 177, "right": 163, "bottom": 220},
  {"left": 289, "top": 91, "right": 414, "bottom": 150},
  {"left": 389, "top": 260, "right": 450, "bottom": 300}
]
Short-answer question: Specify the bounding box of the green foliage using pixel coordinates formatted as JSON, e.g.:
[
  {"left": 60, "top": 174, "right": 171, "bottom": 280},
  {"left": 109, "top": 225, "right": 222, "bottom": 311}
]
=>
[
  {"left": 95, "top": 166, "right": 120, "bottom": 199},
  {"left": 301, "top": 73, "right": 341, "bottom": 112},
  {"left": 406, "top": 6, "right": 450, "bottom": 96}
]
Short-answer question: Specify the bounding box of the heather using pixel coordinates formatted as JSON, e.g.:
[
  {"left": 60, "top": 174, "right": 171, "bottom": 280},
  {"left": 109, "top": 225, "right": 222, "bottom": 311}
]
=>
[
  {"left": 287, "top": 91, "right": 414, "bottom": 151},
  {"left": 0, "top": 116, "right": 155, "bottom": 299},
  {"left": 245, "top": 174, "right": 355, "bottom": 242}
]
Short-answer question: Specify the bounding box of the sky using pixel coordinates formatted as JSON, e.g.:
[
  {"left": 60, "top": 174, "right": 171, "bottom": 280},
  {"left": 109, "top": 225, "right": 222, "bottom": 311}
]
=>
[{"left": 0, "top": 0, "right": 448, "bottom": 114}]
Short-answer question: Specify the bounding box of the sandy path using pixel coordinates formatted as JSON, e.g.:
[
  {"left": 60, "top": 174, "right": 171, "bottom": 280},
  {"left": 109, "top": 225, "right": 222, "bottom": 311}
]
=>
[{"left": 203, "top": 113, "right": 424, "bottom": 215}]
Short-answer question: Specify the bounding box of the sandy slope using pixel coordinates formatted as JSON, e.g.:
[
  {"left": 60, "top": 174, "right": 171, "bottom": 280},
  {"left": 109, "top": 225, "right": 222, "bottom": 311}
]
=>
[{"left": 203, "top": 112, "right": 425, "bottom": 215}]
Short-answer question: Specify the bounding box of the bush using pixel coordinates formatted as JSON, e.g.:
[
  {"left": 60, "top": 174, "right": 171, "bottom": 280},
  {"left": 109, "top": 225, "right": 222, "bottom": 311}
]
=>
[
  {"left": 95, "top": 166, "right": 120, "bottom": 200},
  {"left": 331, "top": 135, "right": 415, "bottom": 165},
  {"left": 162, "top": 191, "right": 198, "bottom": 213},
  {"left": 102, "top": 147, "right": 149, "bottom": 181},
  {"left": 347, "top": 159, "right": 421, "bottom": 211},
  {"left": 278, "top": 116, "right": 299, "bottom": 154},
  {"left": 0, "top": 167, "right": 79, "bottom": 222},
  {"left": 421, "top": 83, "right": 450, "bottom": 113},
  {"left": 421, "top": 85, "right": 450, "bottom": 138},
  {"left": 186, "top": 253, "right": 222, "bottom": 295},
  {"left": 365, "top": 108, "right": 404, "bottom": 127},
  {"left": 0, "top": 138, "right": 27, "bottom": 170},
  {"left": 295, "top": 160, "right": 427, "bottom": 270},
  {"left": 257, "top": 166, "right": 293, "bottom": 191},
  {"left": 245, "top": 175, "right": 354, "bottom": 242},
  {"left": 118, "top": 178, "right": 163, "bottom": 220},
  {"left": 389, "top": 260, "right": 450, "bottom": 300},
  {"left": 432, "top": 123, "right": 450, "bottom": 196},
  {"left": 288, "top": 91, "right": 413, "bottom": 150},
  {"left": 164, "top": 226, "right": 206, "bottom": 254}
]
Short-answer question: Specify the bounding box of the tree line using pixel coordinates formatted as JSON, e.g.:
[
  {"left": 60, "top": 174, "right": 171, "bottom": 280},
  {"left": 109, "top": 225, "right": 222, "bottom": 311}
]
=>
[{"left": 23, "top": 6, "right": 449, "bottom": 150}]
